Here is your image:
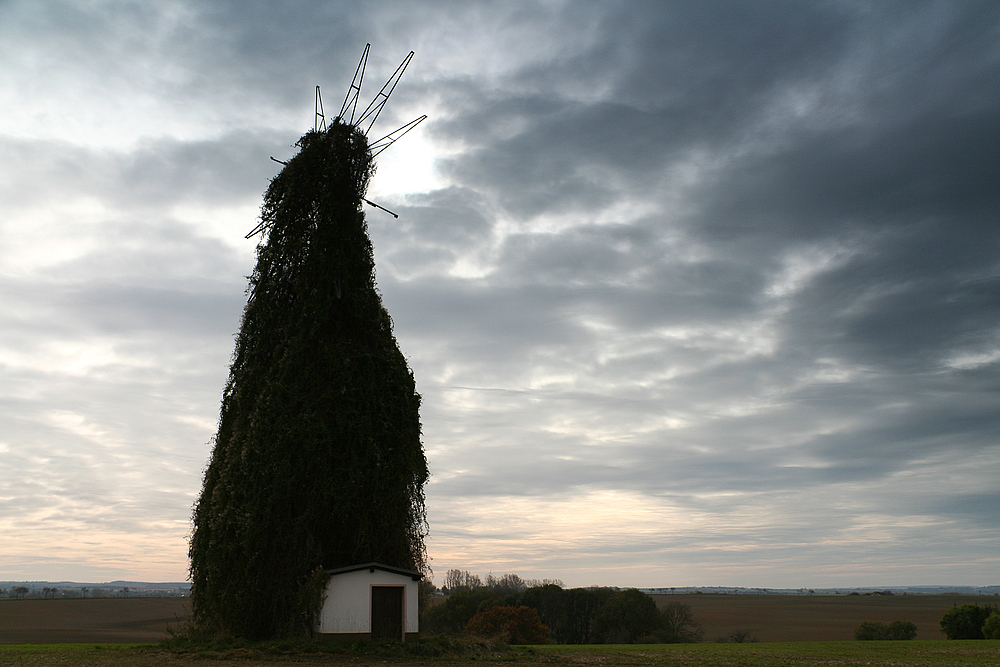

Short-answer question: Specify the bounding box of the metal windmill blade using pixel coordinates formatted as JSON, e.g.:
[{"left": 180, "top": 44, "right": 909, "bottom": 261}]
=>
[
  {"left": 339, "top": 43, "right": 370, "bottom": 125},
  {"left": 251, "top": 45, "right": 424, "bottom": 236},
  {"left": 354, "top": 50, "right": 414, "bottom": 135},
  {"left": 315, "top": 86, "right": 326, "bottom": 132},
  {"left": 369, "top": 114, "right": 427, "bottom": 158}
]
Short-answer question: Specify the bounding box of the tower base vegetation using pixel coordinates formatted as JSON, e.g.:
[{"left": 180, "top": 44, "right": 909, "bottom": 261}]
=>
[{"left": 188, "top": 122, "right": 428, "bottom": 640}]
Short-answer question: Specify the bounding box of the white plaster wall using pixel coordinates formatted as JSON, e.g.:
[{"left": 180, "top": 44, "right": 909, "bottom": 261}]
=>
[{"left": 317, "top": 568, "right": 419, "bottom": 635}]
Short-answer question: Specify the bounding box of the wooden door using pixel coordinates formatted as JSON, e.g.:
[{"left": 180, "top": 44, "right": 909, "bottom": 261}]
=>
[{"left": 371, "top": 586, "right": 404, "bottom": 641}]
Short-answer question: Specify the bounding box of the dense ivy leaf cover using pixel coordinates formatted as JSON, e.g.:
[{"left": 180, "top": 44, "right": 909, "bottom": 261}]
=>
[{"left": 189, "top": 121, "right": 428, "bottom": 639}]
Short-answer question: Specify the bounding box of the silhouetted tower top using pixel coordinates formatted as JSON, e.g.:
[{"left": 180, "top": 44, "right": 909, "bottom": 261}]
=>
[
  {"left": 318, "top": 44, "right": 426, "bottom": 157},
  {"left": 249, "top": 44, "right": 426, "bottom": 239}
]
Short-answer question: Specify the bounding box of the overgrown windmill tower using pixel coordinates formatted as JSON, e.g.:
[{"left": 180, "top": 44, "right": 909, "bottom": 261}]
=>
[{"left": 189, "top": 45, "right": 428, "bottom": 640}]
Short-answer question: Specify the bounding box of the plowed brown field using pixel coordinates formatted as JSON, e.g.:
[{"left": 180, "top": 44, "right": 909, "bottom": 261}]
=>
[
  {"left": 0, "top": 597, "right": 189, "bottom": 644},
  {"left": 653, "top": 593, "right": 990, "bottom": 642},
  {"left": 0, "top": 594, "right": 992, "bottom": 644}
]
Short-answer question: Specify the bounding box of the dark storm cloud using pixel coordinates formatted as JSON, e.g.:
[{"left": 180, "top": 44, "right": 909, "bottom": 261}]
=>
[{"left": 430, "top": 1, "right": 861, "bottom": 219}]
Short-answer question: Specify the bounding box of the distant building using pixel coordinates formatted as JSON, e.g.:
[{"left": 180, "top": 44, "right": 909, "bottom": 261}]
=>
[{"left": 316, "top": 563, "right": 421, "bottom": 642}]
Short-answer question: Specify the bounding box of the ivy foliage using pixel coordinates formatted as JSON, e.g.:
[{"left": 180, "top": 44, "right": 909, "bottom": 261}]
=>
[{"left": 189, "top": 121, "right": 428, "bottom": 640}]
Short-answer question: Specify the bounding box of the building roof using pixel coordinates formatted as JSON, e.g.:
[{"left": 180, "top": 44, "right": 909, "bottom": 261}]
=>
[{"left": 325, "top": 562, "right": 423, "bottom": 580}]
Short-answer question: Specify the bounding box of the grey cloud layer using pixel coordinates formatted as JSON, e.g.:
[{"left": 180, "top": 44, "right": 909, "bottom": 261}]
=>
[
  {"left": 1, "top": 0, "right": 996, "bottom": 585},
  {"left": 373, "top": 0, "right": 1000, "bottom": 582}
]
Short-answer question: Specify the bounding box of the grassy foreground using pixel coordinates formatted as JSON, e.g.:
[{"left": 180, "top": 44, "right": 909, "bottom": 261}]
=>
[
  {"left": 1, "top": 640, "right": 999, "bottom": 666},
  {"left": 535, "top": 640, "right": 1000, "bottom": 665}
]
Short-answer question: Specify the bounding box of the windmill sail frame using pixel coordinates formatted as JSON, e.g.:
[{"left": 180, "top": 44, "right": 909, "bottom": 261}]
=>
[{"left": 255, "top": 44, "right": 424, "bottom": 233}]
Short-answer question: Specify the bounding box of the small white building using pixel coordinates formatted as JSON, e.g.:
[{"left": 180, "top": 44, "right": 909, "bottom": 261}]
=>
[{"left": 316, "top": 562, "right": 422, "bottom": 642}]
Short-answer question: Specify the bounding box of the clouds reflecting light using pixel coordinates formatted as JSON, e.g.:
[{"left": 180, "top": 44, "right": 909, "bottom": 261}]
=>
[{"left": 0, "top": 0, "right": 997, "bottom": 587}]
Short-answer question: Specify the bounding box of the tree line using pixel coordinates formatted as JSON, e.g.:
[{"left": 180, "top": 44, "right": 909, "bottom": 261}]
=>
[
  {"left": 855, "top": 603, "right": 999, "bottom": 640},
  {"left": 424, "top": 571, "right": 703, "bottom": 644},
  {"left": 432, "top": 571, "right": 1000, "bottom": 644},
  {"left": 1, "top": 586, "right": 186, "bottom": 598}
]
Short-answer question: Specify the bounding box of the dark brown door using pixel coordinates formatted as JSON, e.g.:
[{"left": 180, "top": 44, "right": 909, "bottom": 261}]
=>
[{"left": 371, "top": 586, "right": 404, "bottom": 641}]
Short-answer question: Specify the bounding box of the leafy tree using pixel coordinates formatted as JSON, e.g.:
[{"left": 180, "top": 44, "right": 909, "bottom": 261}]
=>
[
  {"left": 189, "top": 122, "right": 428, "bottom": 640},
  {"left": 520, "top": 585, "right": 616, "bottom": 644},
  {"left": 427, "top": 583, "right": 704, "bottom": 645},
  {"left": 590, "top": 589, "right": 667, "bottom": 644},
  {"left": 983, "top": 611, "right": 1000, "bottom": 640},
  {"left": 940, "top": 604, "right": 998, "bottom": 640},
  {"left": 465, "top": 605, "right": 550, "bottom": 644},
  {"left": 423, "top": 588, "right": 517, "bottom": 635}
]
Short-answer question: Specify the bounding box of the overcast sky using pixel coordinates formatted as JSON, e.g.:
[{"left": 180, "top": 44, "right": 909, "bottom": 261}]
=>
[{"left": 1, "top": 0, "right": 997, "bottom": 589}]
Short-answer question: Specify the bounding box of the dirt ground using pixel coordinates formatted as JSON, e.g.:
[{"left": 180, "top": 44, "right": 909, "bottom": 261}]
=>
[
  {"left": 0, "top": 597, "right": 190, "bottom": 644},
  {"left": 4, "top": 641, "right": 1000, "bottom": 667},
  {"left": 0, "top": 594, "right": 992, "bottom": 645},
  {"left": 653, "top": 593, "right": 990, "bottom": 642}
]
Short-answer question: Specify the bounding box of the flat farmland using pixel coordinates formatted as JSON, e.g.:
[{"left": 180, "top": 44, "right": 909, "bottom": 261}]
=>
[
  {"left": 653, "top": 593, "right": 992, "bottom": 642},
  {"left": 3, "top": 641, "right": 1000, "bottom": 667},
  {"left": 0, "top": 594, "right": 994, "bottom": 645},
  {"left": 0, "top": 598, "right": 190, "bottom": 644}
]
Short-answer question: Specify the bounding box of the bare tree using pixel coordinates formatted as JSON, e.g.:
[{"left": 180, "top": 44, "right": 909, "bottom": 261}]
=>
[
  {"left": 486, "top": 573, "right": 530, "bottom": 594},
  {"left": 661, "top": 601, "right": 704, "bottom": 642},
  {"left": 443, "top": 569, "right": 482, "bottom": 593}
]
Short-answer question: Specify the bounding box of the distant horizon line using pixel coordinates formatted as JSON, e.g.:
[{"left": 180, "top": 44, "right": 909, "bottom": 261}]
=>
[{"left": 3, "top": 580, "right": 998, "bottom": 592}]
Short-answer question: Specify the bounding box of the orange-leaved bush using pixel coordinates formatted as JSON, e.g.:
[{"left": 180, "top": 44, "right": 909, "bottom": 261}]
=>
[{"left": 465, "top": 605, "right": 550, "bottom": 644}]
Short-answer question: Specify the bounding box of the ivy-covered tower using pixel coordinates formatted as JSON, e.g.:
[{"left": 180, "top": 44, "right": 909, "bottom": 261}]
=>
[{"left": 189, "top": 111, "right": 427, "bottom": 639}]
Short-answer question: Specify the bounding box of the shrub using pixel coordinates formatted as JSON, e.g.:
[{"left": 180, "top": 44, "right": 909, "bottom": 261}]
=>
[
  {"left": 940, "top": 604, "right": 998, "bottom": 640},
  {"left": 465, "top": 606, "right": 550, "bottom": 644},
  {"left": 887, "top": 620, "right": 918, "bottom": 640},
  {"left": 422, "top": 589, "right": 517, "bottom": 635},
  {"left": 855, "top": 621, "right": 888, "bottom": 641},
  {"left": 983, "top": 611, "right": 1000, "bottom": 640},
  {"left": 410, "top": 634, "right": 508, "bottom": 658},
  {"left": 716, "top": 630, "right": 758, "bottom": 643},
  {"left": 855, "top": 620, "right": 917, "bottom": 641}
]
